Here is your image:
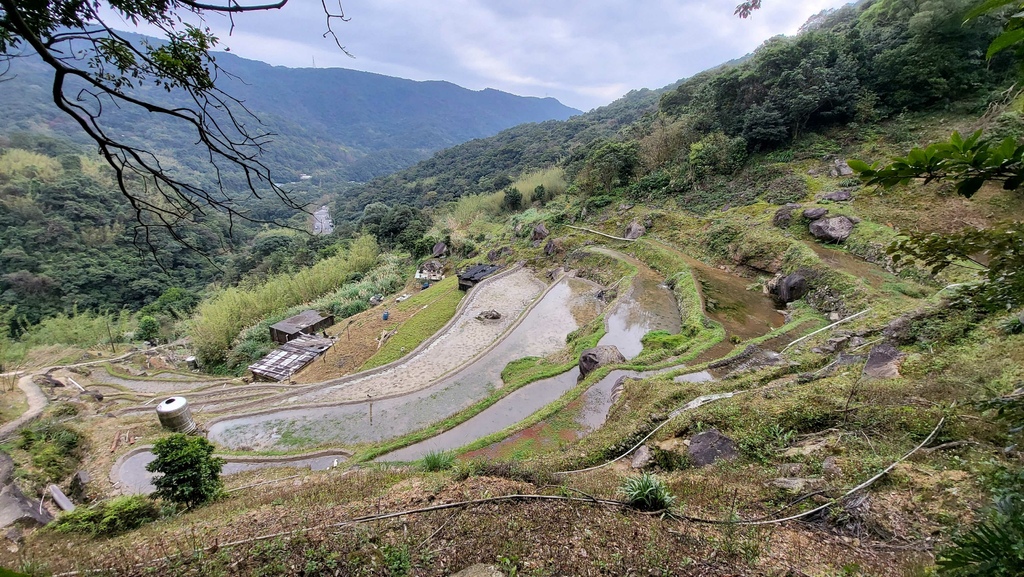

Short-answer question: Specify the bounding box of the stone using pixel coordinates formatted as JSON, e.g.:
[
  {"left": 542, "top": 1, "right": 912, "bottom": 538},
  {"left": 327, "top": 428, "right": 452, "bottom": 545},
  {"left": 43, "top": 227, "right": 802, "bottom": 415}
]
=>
[
  {"left": 778, "top": 463, "right": 805, "bottom": 476},
  {"left": 767, "top": 271, "right": 809, "bottom": 305},
  {"left": 624, "top": 220, "right": 646, "bottom": 240},
  {"left": 544, "top": 237, "right": 565, "bottom": 257},
  {"left": 431, "top": 241, "right": 448, "bottom": 258},
  {"left": 147, "top": 356, "right": 174, "bottom": 370},
  {"left": 451, "top": 564, "right": 504, "bottom": 577},
  {"left": 863, "top": 343, "right": 903, "bottom": 379},
  {"left": 770, "top": 477, "right": 826, "bottom": 494},
  {"left": 486, "top": 246, "right": 512, "bottom": 262},
  {"left": 821, "top": 189, "right": 853, "bottom": 202},
  {"left": 783, "top": 438, "right": 829, "bottom": 458},
  {"left": 70, "top": 470, "right": 91, "bottom": 501},
  {"left": 79, "top": 391, "right": 103, "bottom": 402},
  {"left": 802, "top": 207, "right": 828, "bottom": 220},
  {"left": 687, "top": 429, "right": 739, "bottom": 467},
  {"left": 835, "top": 159, "right": 855, "bottom": 177},
  {"left": 578, "top": 346, "right": 627, "bottom": 380},
  {"left": 476, "top": 310, "right": 502, "bottom": 321},
  {"left": 822, "top": 456, "right": 843, "bottom": 479},
  {"left": 772, "top": 207, "right": 794, "bottom": 228},
  {"left": 631, "top": 446, "right": 652, "bottom": 469},
  {"left": 657, "top": 437, "right": 687, "bottom": 454},
  {"left": 531, "top": 223, "right": 549, "bottom": 241},
  {"left": 809, "top": 216, "right": 855, "bottom": 243},
  {"left": 0, "top": 483, "right": 51, "bottom": 529}
]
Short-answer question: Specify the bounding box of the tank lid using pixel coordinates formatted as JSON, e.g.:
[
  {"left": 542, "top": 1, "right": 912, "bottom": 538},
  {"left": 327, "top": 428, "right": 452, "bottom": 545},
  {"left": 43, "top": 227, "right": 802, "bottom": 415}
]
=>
[{"left": 156, "top": 396, "right": 188, "bottom": 413}]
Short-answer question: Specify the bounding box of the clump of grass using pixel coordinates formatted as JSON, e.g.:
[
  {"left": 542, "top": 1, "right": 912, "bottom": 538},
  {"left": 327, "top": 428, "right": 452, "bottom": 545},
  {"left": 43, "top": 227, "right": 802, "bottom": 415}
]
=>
[
  {"left": 618, "top": 472, "right": 676, "bottom": 511},
  {"left": 51, "top": 495, "right": 161, "bottom": 535},
  {"left": 420, "top": 450, "right": 456, "bottom": 472}
]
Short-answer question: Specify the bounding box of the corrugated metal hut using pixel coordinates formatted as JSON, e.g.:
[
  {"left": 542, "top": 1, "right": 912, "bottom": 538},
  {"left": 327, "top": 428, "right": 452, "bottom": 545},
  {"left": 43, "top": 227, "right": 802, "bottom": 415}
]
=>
[
  {"left": 270, "top": 310, "right": 335, "bottom": 345},
  {"left": 248, "top": 334, "right": 335, "bottom": 381},
  {"left": 457, "top": 264, "right": 501, "bottom": 291}
]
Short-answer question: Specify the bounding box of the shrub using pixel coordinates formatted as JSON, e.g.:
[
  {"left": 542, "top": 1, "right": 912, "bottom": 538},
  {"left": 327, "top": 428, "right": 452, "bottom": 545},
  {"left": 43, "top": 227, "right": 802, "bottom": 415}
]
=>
[
  {"left": 146, "top": 434, "right": 224, "bottom": 508},
  {"left": 618, "top": 472, "right": 676, "bottom": 511},
  {"left": 420, "top": 450, "right": 455, "bottom": 472},
  {"left": 135, "top": 315, "right": 160, "bottom": 343},
  {"left": 52, "top": 495, "right": 160, "bottom": 535},
  {"left": 936, "top": 499, "right": 1024, "bottom": 576}
]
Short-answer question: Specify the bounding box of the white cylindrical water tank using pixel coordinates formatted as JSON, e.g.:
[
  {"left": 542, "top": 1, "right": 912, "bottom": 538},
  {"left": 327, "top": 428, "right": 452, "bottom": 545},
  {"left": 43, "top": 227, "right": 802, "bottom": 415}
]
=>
[{"left": 155, "top": 396, "right": 198, "bottom": 434}]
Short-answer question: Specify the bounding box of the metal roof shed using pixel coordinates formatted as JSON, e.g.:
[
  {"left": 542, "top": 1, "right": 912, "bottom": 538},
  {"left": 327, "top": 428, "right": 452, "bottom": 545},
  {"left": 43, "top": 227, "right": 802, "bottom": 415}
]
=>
[{"left": 270, "top": 310, "right": 335, "bottom": 345}]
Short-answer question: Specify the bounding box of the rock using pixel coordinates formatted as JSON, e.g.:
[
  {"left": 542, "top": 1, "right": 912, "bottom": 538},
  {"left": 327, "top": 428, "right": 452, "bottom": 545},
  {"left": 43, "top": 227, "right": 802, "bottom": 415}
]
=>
[
  {"left": 657, "top": 437, "right": 687, "bottom": 454},
  {"left": 770, "top": 477, "right": 826, "bottom": 494},
  {"left": 809, "top": 216, "right": 855, "bottom": 243},
  {"left": 609, "top": 375, "right": 630, "bottom": 405},
  {"left": 70, "top": 470, "right": 91, "bottom": 501},
  {"left": 617, "top": 203, "right": 635, "bottom": 213},
  {"left": 476, "top": 310, "right": 502, "bottom": 321},
  {"left": 624, "top": 220, "right": 646, "bottom": 240},
  {"left": 531, "top": 223, "right": 549, "bottom": 241},
  {"left": 451, "top": 564, "right": 504, "bottom": 577},
  {"left": 486, "top": 246, "right": 512, "bottom": 262},
  {"left": 863, "top": 343, "right": 903, "bottom": 379},
  {"left": 778, "top": 463, "right": 805, "bottom": 476},
  {"left": 631, "top": 446, "right": 652, "bottom": 469},
  {"left": 0, "top": 483, "right": 51, "bottom": 529},
  {"left": 431, "top": 241, "right": 448, "bottom": 258},
  {"left": 772, "top": 206, "right": 794, "bottom": 228},
  {"left": 5, "top": 527, "right": 22, "bottom": 546},
  {"left": 79, "top": 391, "right": 103, "bottom": 402},
  {"left": 783, "top": 438, "right": 829, "bottom": 458},
  {"left": 643, "top": 216, "right": 654, "bottom": 229},
  {"left": 687, "top": 429, "right": 739, "bottom": 467},
  {"left": 808, "top": 168, "right": 819, "bottom": 176},
  {"left": 836, "top": 353, "right": 866, "bottom": 365},
  {"left": 828, "top": 312, "right": 842, "bottom": 322},
  {"left": 147, "top": 356, "right": 174, "bottom": 370},
  {"left": 835, "top": 159, "right": 855, "bottom": 177},
  {"left": 802, "top": 207, "right": 828, "bottom": 220},
  {"left": 578, "top": 346, "right": 627, "bottom": 380},
  {"left": 822, "top": 456, "right": 843, "bottom": 479},
  {"left": 821, "top": 189, "right": 853, "bottom": 202},
  {"left": 544, "top": 237, "right": 565, "bottom": 257},
  {"left": 767, "top": 271, "right": 809, "bottom": 305}
]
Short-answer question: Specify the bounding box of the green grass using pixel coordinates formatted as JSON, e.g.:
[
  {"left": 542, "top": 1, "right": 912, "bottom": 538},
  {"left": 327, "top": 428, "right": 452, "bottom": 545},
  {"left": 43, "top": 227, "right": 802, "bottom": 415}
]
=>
[
  {"left": 360, "top": 276, "right": 464, "bottom": 370},
  {"left": 420, "top": 450, "right": 456, "bottom": 472}
]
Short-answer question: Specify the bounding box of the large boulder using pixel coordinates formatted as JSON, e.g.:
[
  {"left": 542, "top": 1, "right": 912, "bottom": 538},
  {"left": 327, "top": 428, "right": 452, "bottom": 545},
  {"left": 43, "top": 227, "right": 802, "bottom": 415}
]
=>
[
  {"left": 687, "top": 429, "right": 738, "bottom": 467},
  {"left": 0, "top": 482, "right": 51, "bottom": 529},
  {"left": 830, "top": 159, "right": 855, "bottom": 177},
  {"left": 531, "top": 223, "right": 550, "bottom": 241},
  {"left": 631, "top": 445, "right": 652, "bottom": 469},
  {"left": 773, "top": 206, "right": 796, "bottom": 228},
  {"left": 809, "top": 216, "right": 854, "bottom": 243},
  {"left": 767, "top": 271, "right": 809, "bottom": 305},
  {"left": 431, "top": 241, "right": 448, "bottom": 258},
  {"left": 863, "top": 343, "right": 903, "bottom": 379},
  {"left": 578, "top": 345, "right": 626, "bottom": 380},
  {"left": 624, "top": 220, "right": 646, "bottom": 240}
]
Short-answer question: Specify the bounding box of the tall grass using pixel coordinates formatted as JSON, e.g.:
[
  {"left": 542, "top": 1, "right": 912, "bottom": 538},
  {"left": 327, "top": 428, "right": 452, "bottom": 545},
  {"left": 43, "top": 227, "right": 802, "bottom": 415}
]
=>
[
  {"left": 20, "top": 308, "right": 132, "bottom": 348},
  {"left": 511, "top": 167, "right": 567, "bottom": 201},
  {"left": 189, "top": 235, "right": 380, "bottom": 366}
]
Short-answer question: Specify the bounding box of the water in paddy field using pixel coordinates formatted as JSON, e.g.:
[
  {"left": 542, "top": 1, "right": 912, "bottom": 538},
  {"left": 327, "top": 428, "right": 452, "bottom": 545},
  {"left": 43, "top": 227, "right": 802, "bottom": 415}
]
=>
[
  {"left": 207, "top": 277, "right": 595, "bottom": 451},
  {"left": 378, "top": 254, "right": 682, "bottom": 462}
]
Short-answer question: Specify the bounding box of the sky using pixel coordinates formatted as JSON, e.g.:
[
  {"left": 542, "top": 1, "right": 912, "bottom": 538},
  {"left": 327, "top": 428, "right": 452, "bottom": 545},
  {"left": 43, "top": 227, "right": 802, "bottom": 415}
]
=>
[{"left": 103, "top": 1, "right": 854, "bottom": 112}]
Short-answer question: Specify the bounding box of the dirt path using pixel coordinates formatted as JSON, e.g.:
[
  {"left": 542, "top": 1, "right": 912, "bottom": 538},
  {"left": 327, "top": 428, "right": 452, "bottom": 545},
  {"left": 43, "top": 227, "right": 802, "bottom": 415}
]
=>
[{"left": 0, "top": 375, "right": 47, "bottom": 440}]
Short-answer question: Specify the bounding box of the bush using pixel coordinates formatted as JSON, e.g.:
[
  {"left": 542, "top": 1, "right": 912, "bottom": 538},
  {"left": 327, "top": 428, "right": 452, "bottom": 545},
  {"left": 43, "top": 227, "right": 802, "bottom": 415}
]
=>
[
  {"left": 52, "top": 495, "right": 160, "bottom": 535},
  {"left": 135, "top": 315, "right": 160, "bottom": 343},
  {"left": 420, "top": 450, "right": 455, "bottom": 472},
  {"left": 936, "top": 498, "right": 1024, "bottom": 576},
  {"left": 146, "top": 434, "right": 224, "bottom": 508},
  {"left": 17, "top": 420, "right": 83, "bottom": 482},
  {"left": 618, "top": 472, "right": 676, "bottom": 511}
]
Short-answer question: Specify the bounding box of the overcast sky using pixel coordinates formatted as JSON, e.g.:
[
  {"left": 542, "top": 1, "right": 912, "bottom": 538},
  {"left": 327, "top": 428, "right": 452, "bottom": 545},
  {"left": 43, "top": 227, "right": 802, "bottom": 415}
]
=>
[{"left": 107, "top": 1, "right": 854, "bottom": 112}]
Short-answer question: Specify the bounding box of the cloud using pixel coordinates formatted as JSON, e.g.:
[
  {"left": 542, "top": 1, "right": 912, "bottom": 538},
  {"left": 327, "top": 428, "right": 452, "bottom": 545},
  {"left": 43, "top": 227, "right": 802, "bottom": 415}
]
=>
[{"left": 100, "top": 0, "right": 855, "bottom": 111}]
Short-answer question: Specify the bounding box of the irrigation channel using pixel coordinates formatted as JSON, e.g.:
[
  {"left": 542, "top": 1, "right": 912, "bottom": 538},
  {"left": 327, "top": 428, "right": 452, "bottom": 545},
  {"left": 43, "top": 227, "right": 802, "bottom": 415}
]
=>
[{"left": 114, "top": 246, "right": 787, "bottom": 489}]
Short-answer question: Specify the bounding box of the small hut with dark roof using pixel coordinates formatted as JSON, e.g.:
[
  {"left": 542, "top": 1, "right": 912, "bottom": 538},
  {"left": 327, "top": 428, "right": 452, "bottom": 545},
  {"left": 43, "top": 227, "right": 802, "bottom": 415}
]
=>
[
  {"left": 269, "top": 310, "right": 335, "bottom": 345},
  {"left": 457, "top": 264, "right": 501, "bottom": 291}
]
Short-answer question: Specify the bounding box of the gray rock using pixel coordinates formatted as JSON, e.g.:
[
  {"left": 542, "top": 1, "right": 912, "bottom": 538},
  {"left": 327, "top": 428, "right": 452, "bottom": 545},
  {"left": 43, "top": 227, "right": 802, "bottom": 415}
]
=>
[
  {"left": 772, "top": 207, "right": 794, "bottom": 228},
  {"left": 864, "top": 343, "right": 903, "bottom": 379},
  {"left": 578, "top": 346, "right": 627, "bottom": 380},
  {"left": 544, "top": 237, "right": 564, "bottom": 257},
  {"left": 0, "top": 483, "right": 51, "bottom": 529},
  {"left": 770, "top": 477, "right": 826, "bottom": 494},
  {"left": 431, "top": 241, "right": 448, "bottom": 258},
  {"left": 834, "top": 159, "right": 855, "bottom": 177},
  {"left": 687, "top": 429, "right": 739, "bottom": 467},
  {"left": 476, "top": 310, "right": 502, "bottom": 321},
  {"left": 631, "top": 446, "right": 652, "bottom": 469},
  {"left": 486, "top": 246, "right": 512, "bottom": 262},
  {"left": 451, "top": 564, "right": 504, "bottom": 577},
  {"left": 802, "top": 207, "right": 828, "bottom": 220},
  {"left": 624, "top": 220, "right": 646, "bottom": 240},
  {"left": 531, "top": 223, "right": 550, "bottom": 241},
  {"left": 821, "top": 189, "right": 853, "bottom": 202},
  {"left": 822, "top": 456, "right": 843, "bottom": 479},
  {"left": 778, "top": 463, "right": 805, "bottom": 476},
  {"left": 768, "top": 272, "right": 809, "bottom": 305},
  {"left": 809, "top": 216, "right": 855, "bottom": 243}
]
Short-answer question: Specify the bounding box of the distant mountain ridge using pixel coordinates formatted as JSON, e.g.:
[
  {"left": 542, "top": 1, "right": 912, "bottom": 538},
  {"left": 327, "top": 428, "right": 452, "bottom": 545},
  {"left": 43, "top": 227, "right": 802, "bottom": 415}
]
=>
[{"left": 0, "top": 32, "right": 581, "bottom": 183}]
